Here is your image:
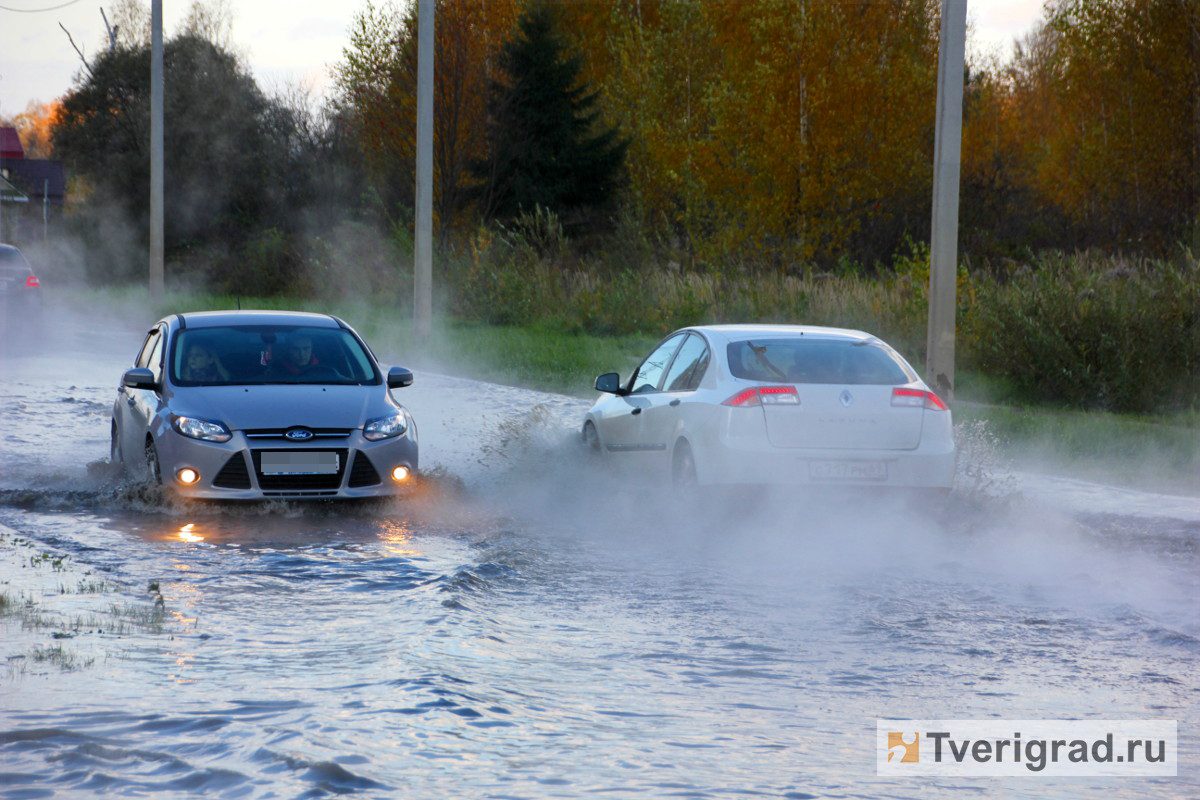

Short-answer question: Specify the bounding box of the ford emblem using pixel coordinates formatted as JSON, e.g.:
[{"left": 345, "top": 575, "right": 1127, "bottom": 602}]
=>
[
  {"left": 838, "top": 389, "right": 854, "bottom": 408},
  {"left": 285, "top": 428, "right": 314, "bottom": 441}
]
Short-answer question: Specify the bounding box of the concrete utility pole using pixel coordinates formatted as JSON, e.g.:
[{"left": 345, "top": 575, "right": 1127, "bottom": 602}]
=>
[
  {"left": 413, "top": 0, "right": 435, "bottom": 339},
  {"left": 926, "top": 0, "right": 967, "bottom": 399},
  {"left": 149, "top": 0, "right": 165, "bottom": 299}
]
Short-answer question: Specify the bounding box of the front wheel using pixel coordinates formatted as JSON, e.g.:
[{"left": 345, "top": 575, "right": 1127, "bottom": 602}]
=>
[
  {"left": 144, "top": 439, "right": 162, "bottom": 486},
  {"left": 110, "top": 419, "right": 124, "bottom": 469},
  {"left": 582, "top": 422, "right": 602, "bottom": 455}
]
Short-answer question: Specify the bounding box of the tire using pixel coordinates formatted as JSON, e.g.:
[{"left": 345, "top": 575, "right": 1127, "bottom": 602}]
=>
[
  {"left": 671, "top": 440, "right": 699, "bottom": 490},
  {"left": 582, "top": 422, "right": 602, "bottom": 455},
  {"left": 144, "top": 438, "right": 162, "bottom": 486},
  {"left": 110, "top": 419, "right": 123, "bottom": 468}
]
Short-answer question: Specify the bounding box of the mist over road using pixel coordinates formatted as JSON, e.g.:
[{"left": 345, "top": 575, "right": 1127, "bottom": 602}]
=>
[{"left": 0, "top": 310, "right": 1196, "bottom": 798}]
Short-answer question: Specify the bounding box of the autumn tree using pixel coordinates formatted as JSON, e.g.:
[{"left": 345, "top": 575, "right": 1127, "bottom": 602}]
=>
[
  {"left": 3, "top": 101, "right": 61, "bottom": 158},
  {"left": 333, "top": 0, "right": 521, "bottom": 233},
  {"left": 471, "top": 2, "right": 627, "bottom": 226},
  {"left": 962, "top": 0, "right": 1197, "bottom": 256}
]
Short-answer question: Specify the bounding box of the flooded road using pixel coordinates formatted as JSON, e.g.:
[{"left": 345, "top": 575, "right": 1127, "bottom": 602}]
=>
[{"left": 1, "top": 313, "right": 1197, "bottom": 798}]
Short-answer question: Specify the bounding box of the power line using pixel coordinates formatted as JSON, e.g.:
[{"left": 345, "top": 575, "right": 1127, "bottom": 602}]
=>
[{"left": 0, "top": 0, "right": 85, "bottom": 12}]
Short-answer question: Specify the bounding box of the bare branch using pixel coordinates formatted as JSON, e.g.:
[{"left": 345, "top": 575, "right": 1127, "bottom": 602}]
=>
[
  {"left": 59, "top": 22, "right": 94, "bottom": 78},
  {"left": 100, "top": 7, "right": 118, "bottom": 53}
]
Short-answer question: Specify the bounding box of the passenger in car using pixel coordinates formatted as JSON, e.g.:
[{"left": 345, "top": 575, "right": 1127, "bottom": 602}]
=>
[{"left": 183, "top": 344, "right": 230, "bottom": 382}]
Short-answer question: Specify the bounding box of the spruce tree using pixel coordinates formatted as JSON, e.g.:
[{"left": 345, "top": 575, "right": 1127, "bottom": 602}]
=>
[{"left": 473, "top": 2, "right": 627, "bottom": 225}]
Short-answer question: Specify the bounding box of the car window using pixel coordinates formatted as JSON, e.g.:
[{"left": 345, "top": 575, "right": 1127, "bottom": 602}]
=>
[
  {"left": 136, "top": 329, "right": 162, "bottom": 369},
  {"left": 146, "top": 333, "right": 164, "bottom": 383},
  {"left": 663, "top": 333, "right": 710, "bottom": 392},
  {"left": 630, "top": 333, "right": 686, "bottom": 394},
  {"left": 170, "top": 325, "right": 381, "bottom": 386},
  {"left": 726, "top": 338, "right": 915, "bottom": 385}
]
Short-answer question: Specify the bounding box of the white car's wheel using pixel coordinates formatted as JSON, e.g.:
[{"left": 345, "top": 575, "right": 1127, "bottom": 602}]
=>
[
  {"left": 671, "top": 440, "right": 698, "bottom": 490},
  {"left": 583, "top": 421, "right": 602, "bottom": 456}
]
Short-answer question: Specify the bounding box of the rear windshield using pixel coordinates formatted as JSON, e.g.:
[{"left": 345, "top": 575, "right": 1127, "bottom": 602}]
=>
[
  {"left": 0, "top": 248, "right": 30, "bottom": 276},
  {"left": 170, "top": 325, "right": 380, "bottom": 386},
  {"left": 726, "top": 338, "right": 915, "bottom": 385}
]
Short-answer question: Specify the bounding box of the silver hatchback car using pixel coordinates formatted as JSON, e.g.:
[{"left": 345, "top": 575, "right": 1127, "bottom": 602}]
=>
[{"left": 111, "top": 311, "right": 418, "bottom": 500}]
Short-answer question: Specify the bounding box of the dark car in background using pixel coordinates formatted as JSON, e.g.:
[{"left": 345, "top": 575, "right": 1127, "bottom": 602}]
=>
[{"left": 0, "top": 244, "right": 42, "bottom": 329}]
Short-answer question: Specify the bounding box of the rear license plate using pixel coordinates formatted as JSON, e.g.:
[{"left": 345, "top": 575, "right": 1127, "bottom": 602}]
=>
[
  {"left": 809, "top": 460, "right": 887, "bottom": 481},
  {"left": 261, "top": 451, "right": 339, "bottom": 475}
]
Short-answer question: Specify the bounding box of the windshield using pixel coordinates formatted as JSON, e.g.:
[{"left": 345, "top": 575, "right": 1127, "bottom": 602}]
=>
[
  {"left": 170, "top": 325, "right": 380, "bottom": 386},
  {"left": 726, "top": 338, "right": 915, "bottom": 385}
]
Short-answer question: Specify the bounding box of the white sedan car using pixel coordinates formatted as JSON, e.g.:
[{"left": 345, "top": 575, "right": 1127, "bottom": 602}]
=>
[{"left": 582, "top": 325, "right": 955, "bottom": 490}]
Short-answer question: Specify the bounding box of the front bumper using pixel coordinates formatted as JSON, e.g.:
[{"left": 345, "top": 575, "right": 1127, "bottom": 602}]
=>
[{"left": 153, "top": 427, "right": 419, "bottom": 500}]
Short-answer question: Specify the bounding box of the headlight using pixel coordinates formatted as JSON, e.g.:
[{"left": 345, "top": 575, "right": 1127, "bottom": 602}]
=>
[
  {"left": 171, "top": 415, "right": 232, "bottom": 443},
  {"left": 363, "top": 411, "right": 407, "bottom": 441}
]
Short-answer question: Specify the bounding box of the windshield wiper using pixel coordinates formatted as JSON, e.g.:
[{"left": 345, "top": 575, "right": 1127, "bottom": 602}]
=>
[{"left": 748, "top": 341, "right": 787, "bottom": 381}]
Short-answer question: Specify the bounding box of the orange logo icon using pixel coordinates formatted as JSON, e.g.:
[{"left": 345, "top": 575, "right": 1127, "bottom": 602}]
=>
[{"left": 887, "top": 731, "right": 920, "bottom": 763}]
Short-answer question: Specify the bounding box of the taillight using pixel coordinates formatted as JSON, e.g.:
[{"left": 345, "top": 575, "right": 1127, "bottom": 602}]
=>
[
  {"left": 25, "top": 275, "right": 40, "bottom": 288},
  {"left": 891, "top": 387, "right": 947, "bottom": 410},
  {"left": 722, "top": 385, "right": 800, "bottom": 407}
]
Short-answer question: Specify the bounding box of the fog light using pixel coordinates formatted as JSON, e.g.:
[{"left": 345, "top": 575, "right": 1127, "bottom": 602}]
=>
[
  {"left": 391, "top": 466, "right": 411, "bottom": 482},
  {"left": 176, "top": 467, "right": 201, "bottom": 485}
]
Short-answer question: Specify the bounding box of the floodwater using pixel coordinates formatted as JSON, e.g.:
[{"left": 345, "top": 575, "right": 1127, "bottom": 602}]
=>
[{"left": 1, "top": 311, "right": 1197, "bottom": 799}]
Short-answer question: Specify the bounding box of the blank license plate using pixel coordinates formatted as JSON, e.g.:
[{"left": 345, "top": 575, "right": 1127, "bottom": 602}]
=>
[
  {"left": 809, "top": 460, "right": 887, "bottom": 481},
  {"left": 261, "top": 451, "right": 339, "bottom": 475}
]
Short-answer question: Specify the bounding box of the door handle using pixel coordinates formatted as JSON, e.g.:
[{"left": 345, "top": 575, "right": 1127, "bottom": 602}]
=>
[
  {"left": 669, "top": 399, "right": 681, "bottom": 407},
  {"left": 630, "top": 407, "right": 642, "bottom": 415}
]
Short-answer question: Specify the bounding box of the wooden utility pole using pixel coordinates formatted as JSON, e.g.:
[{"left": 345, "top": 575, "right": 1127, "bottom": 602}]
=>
[
  {"left": 926, "top": 0, "right": 967, "bottom": 398},
  {"left": 414, "top": 0, "right": 435, "bottom": 339},
  {"left": 149, "top": 0, "right": 165, "bottom": 299}
]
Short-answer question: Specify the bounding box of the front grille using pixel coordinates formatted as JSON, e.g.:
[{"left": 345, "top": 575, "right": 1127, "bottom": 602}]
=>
[
  {"left": 262, "top": 490, "right": 339, "bottom": 497},
  {"left": 244, "top": 428, "right": 353, "bottom": 440},
  {"left": 212, "top": 453, "right": 251, "bottom": 489},
  {"left": 251, "top": 448, "right": 348, "bottom": 491}
]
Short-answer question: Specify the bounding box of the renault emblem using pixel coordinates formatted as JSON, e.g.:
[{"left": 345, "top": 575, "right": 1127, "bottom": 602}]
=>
[{"left": 839, "top": 389, "right": 854, "bottom": 408}]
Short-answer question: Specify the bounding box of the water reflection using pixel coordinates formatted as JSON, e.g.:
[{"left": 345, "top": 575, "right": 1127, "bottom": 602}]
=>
[{"left": 178, "top": 522, "right": 204, "bottom": 543}]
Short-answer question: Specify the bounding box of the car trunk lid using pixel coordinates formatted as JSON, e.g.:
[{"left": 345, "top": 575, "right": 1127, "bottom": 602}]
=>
[{"left": 762, "top": 384, "right": 924, "bottom": 450}]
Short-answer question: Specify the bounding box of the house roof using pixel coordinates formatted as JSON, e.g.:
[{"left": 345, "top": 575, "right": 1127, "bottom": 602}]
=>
[
  {"left": 0, "top": 126, "right": 24, "bottom": 160},
  {"left": 3, "top": 159, "right": 65, "bottom": 203}
]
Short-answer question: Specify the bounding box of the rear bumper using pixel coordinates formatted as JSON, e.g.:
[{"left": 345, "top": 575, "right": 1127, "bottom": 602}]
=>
[
  {"left": 153, "top": 427, "right": 418, "bottom": 500},
  {"left": 694, "top": 436, "right": 956, "bottom": 489}
]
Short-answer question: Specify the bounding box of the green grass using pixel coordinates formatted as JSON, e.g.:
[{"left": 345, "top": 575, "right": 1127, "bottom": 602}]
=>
[{"left": 954, "top": 402, "right": 1198, "bottom": 492}]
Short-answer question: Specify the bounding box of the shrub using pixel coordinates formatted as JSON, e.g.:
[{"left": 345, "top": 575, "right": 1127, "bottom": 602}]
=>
[{"left": 966, "top": 253, "right": 1198, "bottom": 412}]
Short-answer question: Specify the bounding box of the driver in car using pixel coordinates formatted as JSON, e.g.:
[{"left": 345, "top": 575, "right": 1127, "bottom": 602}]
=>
[{"left": 272, "top": 334, "right": 321, "bottom": 377}]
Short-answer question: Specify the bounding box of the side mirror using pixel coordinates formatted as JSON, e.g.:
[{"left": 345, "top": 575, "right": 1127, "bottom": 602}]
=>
[
  {"left": 122, "top": 367, "right": 158, "bottom": 390},
  {"left": 387, "top": 366, "right": 414, "bottom": 389},
  {"left": 594, "top": 372, "right": 623, "bottom": 394}
]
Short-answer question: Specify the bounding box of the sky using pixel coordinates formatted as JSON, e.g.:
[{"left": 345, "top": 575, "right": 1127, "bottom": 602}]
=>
[{"left": 0, "top": 0, "right": 1046, "bottom": 118}]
